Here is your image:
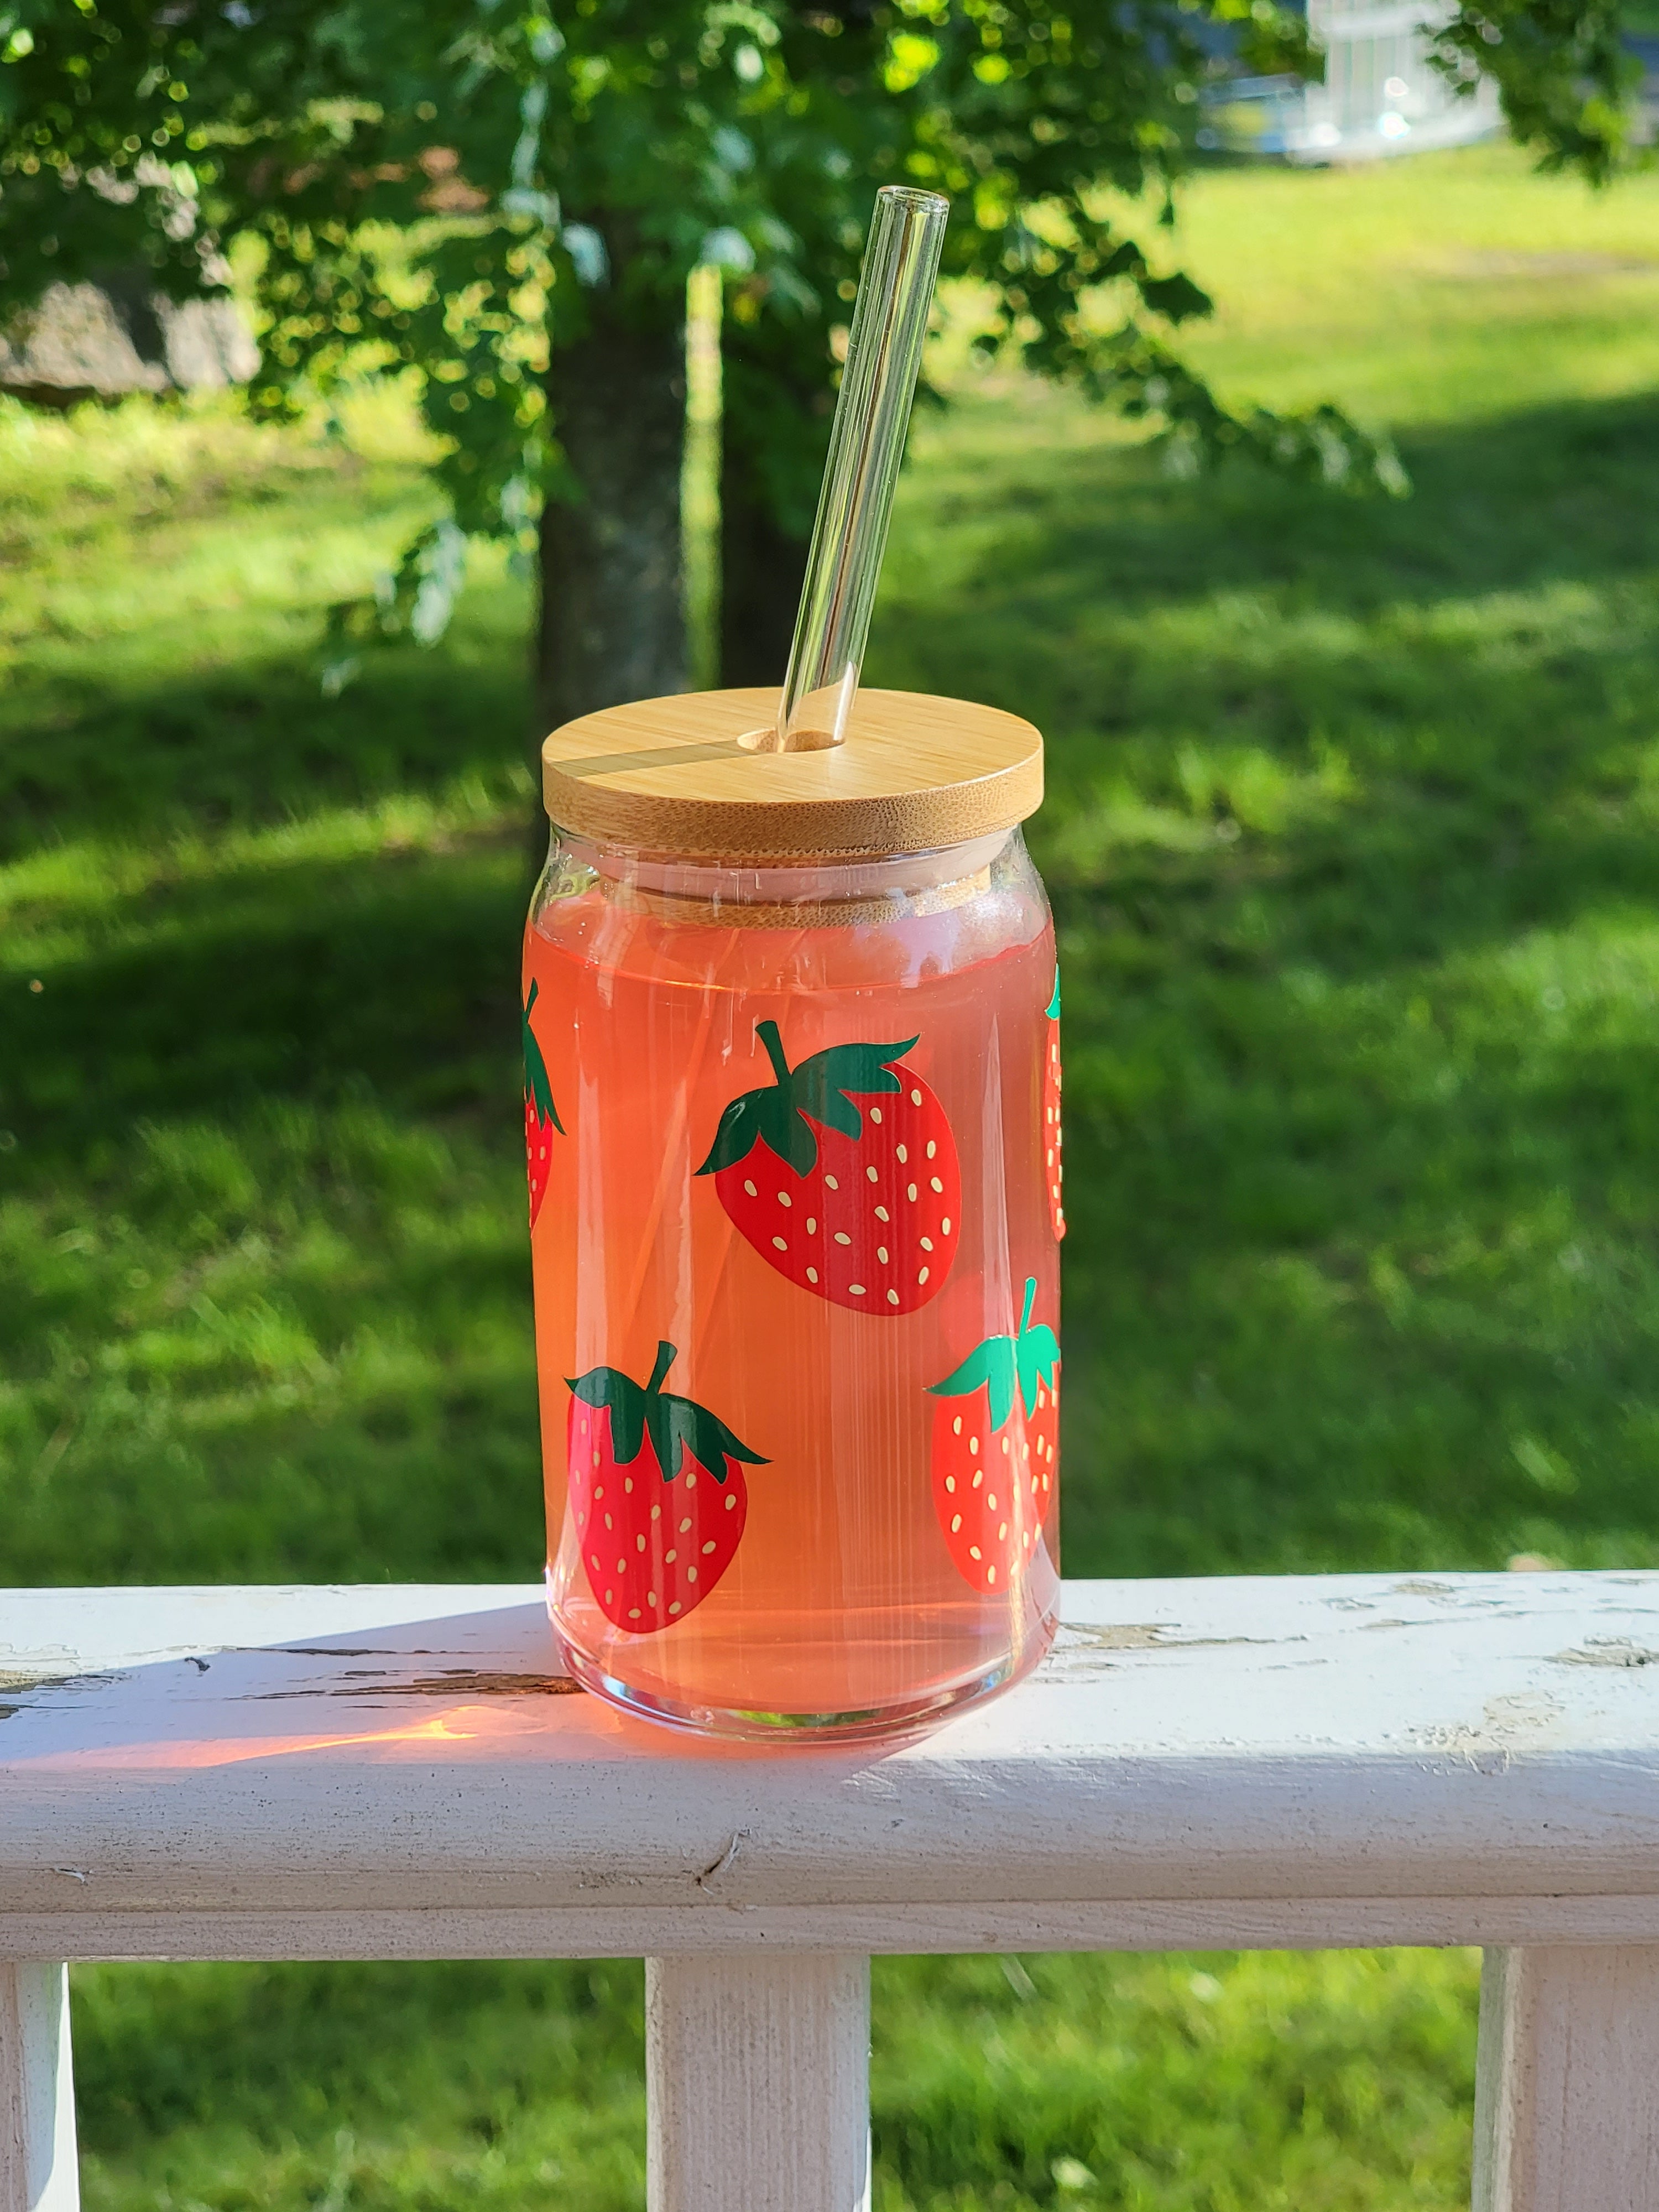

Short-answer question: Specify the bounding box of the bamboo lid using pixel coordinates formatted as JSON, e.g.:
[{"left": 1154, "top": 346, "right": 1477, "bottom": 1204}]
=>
[{"left": 540, "top": 687, "right": 1042, "bottom": 861}]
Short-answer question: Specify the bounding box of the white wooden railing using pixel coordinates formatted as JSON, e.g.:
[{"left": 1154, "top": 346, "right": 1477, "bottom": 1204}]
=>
[{"left": 4, "top": 1573, "right": 1659, "bottom": 2211}]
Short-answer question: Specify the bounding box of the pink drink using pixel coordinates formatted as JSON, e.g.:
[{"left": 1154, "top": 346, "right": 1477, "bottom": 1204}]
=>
[{"left": 523, "top": 828, "right": 1062, "bottom": 1738}]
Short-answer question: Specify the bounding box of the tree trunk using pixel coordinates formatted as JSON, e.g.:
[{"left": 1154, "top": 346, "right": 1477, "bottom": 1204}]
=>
[
  {"left": 536, "top": 294, "right": 687, "bottom": 735},
  {"left": 717, "top": 335, "right": 827, "bottom": 689},
  {"left": 718, "top": 455, "right": 810, "bottom": 690}
]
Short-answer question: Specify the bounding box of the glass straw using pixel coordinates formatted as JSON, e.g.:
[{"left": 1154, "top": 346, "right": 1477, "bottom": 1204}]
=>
[{"left": 766, "top": 185, "right": 950, "bottom": 754}]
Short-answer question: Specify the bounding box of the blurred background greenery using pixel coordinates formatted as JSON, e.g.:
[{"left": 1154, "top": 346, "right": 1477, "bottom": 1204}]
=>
[{"left": 7, "top": 135, "right": 1659, "bottom": 2212}]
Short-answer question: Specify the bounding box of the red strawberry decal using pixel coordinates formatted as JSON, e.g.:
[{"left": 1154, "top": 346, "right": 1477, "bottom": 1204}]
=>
[
  {"left": 567, "top": 1342, "right": 766, "bottom": 1633},
  {"left": 522, "top": 977, "right": 563, "bottom": 1230},
  {"left": 1044, "top": 967, "right": 1066, "bottom": 1241},
  {"left": 695, "top": 1019, "right": 961, "bottom": 1315},
  {"left": 928, "top": 1279, "right": 1060, "bottom": 1595}
]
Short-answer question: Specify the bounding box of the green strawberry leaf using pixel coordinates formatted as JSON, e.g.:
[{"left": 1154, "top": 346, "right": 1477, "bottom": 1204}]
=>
[
  {"left": 928, "top": 1335, "right": 1019, "bottom": 1433},
  {"left": 695, "top": 1020, "right": 918, "bottom": 1180},
  {"left": 698, "top": 1079, "right": 820, "bottom": 1180},
  {"left": 1013, "top": 1276, "right": 1062, "bottom": 1418},
  {"left": 648, "top": 1394, "right": 769, "bottom": 1486},
  {"left": 522, "top": 979, "right": 564, "bottom": 1134},
  {"left": 567, "top": 1363, "right": 647, "bottom": 1465},
  {"left": 567, "top": 1343, "right": 767, "bottom": 1484},
  {"left": 928, "top": 1280, "right": 1060, "bottom": 1432}
]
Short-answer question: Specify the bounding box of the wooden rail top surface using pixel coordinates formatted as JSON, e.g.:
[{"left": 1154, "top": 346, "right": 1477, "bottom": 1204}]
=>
[{"left": 3, "top": 1573, "right": 1658, "bottom": 1960}]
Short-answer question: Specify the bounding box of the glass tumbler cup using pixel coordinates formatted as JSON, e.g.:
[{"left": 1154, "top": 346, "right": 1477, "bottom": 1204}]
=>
[{"left": 521, "top": 685, "right": 1063, "bottom": 1740}]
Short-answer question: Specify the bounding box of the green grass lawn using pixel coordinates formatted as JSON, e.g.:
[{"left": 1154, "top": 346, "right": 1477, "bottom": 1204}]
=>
[{"left": 7, "top": 136, "right": 1659, "bottom": 2209}]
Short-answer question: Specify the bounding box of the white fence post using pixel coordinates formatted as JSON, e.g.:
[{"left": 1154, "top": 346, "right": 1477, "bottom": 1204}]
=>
[
  {"left": 646, "top": 1953, "right": 871, "bottom": 2212},
  {"left": 1473, "top": 1945, "right": 1659, "bottom": 2212},
  {"left": 0, "top": 1965, "right": 79, "bottom": 2212}
]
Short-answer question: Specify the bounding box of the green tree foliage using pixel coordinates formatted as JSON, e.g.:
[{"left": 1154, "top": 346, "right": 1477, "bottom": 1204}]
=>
[
  {"left": 1430, "top": 0, "right": 1641, "bottom": 184},
  {"left": 0, "top": 0, "right": 1642, "bottom": 709}
]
